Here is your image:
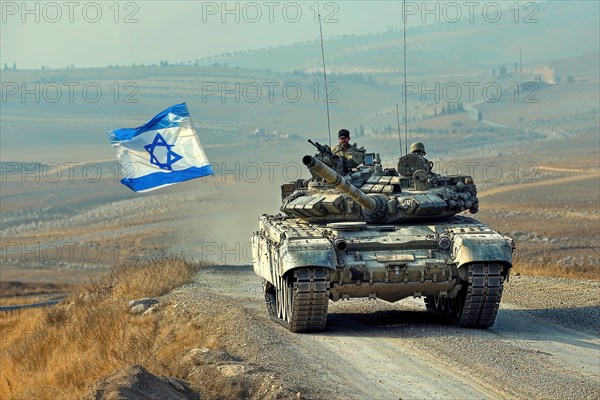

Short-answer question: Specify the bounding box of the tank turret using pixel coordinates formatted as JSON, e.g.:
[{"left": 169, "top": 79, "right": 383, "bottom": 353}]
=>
[
  {"left": 302, "top": 155, "right": 386, "bottom": 217},
  {"left": 282, "top": 151, "right": 478, "bottom": 223}
]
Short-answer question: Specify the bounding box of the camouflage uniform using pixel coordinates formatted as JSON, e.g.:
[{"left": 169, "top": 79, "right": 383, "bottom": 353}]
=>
[{"left": 332, "top": 143, "right": 366, "bottom": 169}]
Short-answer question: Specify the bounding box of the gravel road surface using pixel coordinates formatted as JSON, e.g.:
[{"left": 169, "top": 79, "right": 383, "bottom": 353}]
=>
[{"left": 172, "top": 266, "right": 599, "bottom": 399}]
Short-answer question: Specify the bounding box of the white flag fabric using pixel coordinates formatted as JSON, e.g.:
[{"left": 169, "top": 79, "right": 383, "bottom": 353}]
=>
[{"left": 107, "top": 103, "right": 214, "bottom": 192}]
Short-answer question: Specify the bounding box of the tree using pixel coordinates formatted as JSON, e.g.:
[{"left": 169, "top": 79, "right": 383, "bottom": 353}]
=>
[
  {"left": 3, "top": 63, "right": 7, "bottom": 70},
  {"left": 12, "top": 62, "right": 16, "bottom": 70}
]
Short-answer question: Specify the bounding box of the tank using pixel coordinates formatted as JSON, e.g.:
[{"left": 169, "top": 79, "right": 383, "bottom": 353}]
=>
[{"left": 252, "top": 141, "right": 514, "bottom": 332}]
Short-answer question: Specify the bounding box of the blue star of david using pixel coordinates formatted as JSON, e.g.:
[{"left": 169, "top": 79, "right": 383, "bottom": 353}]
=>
[{"left": 144, "top": 133, "right": 182, "bottom": 170}]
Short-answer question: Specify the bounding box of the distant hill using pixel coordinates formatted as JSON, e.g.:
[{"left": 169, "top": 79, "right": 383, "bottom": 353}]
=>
[{"left": 199, "top": 1, "right": 599, "bottom": 76}]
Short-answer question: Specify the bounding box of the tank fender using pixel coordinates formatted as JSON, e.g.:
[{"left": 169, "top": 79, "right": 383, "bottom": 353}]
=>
[
  {"left": 278, "top": 238, "right": 337, "bottom": 277},
  {"left": 252, "top": 233, "right": 337, "bottom": 287},
  {"left": 452, "top": 235, "right": 513, "bottom": 280},
  {"left": 252, "top": 232, "right": 274, "bottom": 283}
]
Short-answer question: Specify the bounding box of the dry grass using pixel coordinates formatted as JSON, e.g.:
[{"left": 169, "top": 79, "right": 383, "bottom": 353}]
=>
[
  {"left": 512, "top": 246, "right": 600, "bottom": 280},
  {"left": 0, "top": 256, "right": 205, "bottom": 400}
]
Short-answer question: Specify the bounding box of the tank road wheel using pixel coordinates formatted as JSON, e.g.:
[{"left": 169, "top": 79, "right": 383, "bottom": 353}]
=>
[
  {"left": 424, "top": 295, "right": 435, "bottom": 311},
  {"left": 424, "top": 263, "right": 504, "bottom": 328},
  {"left": 425, "top": 294, "right": 449, "bottom": 313},
  {"left": 269, "top": 268, "right": 330, "bottom": 333},
  {"left": 448, "top": 292, "right": 464, "bottom": 320},
  {"left": 276, "top": 274, "right": 293, "bottom": 322},
  {"left": 436, "top": 295, "right": 449, "bottom": 312},
  {"left": 263, "top": 280, "right": 277, "bottom": 318}
]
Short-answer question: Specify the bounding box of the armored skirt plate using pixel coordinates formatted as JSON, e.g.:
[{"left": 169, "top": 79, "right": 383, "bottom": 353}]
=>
[{"left": 325, "top": 222, "right": 367, "bottom": 231}]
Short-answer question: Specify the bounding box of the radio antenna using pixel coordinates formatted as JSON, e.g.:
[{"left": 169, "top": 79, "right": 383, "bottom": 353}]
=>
[
  {"left": 396, "top": 104, "right": 403, "bottom": 157},
  {"left": 402, "top": 0, "right": 409, "bottom": 155},
  {"left": 318, "top": 13, "right": 332, "bottom": 147}
]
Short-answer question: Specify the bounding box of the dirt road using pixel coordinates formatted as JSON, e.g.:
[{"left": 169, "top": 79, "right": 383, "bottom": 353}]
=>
[{"left": 176, "top": 266, "right": 599, "bottom": 400}]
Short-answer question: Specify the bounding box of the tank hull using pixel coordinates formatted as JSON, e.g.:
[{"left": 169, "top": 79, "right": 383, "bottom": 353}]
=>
[{"left": 252, "top": 214, "right": 513, "bottom": 331}]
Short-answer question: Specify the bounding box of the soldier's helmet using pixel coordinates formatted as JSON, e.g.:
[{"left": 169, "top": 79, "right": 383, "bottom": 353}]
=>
[{"left": 410, "top": 142, "right": 426, "bottom": 155}]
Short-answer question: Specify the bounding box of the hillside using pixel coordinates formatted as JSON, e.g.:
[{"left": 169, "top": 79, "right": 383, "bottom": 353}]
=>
[{"left": 200, "top": 1, "right": 599, "bottom": 74}]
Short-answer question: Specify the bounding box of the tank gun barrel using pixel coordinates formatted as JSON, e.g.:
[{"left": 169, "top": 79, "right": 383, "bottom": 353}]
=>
[{"left": 303, "top": 155, "right": 377, "bottom": 212}]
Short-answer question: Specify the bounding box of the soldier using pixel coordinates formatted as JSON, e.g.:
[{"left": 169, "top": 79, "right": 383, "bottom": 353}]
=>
[
  {"left": 332, "top": 129, "right": 366, "bottom": 169},
  {"left": 410, "top": 141, "right": 427, "bottom": 156},
  {"left": 409, "top": 141, "right": 434, "bottom": 173}
]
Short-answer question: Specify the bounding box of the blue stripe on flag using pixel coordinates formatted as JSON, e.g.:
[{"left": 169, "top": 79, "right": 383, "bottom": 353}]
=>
[
  {"left": 108, "top": 103, "right": 190, "bottom": 143},
  {"left": 121, "top": 165, "right": 214, "bottom": 192}
]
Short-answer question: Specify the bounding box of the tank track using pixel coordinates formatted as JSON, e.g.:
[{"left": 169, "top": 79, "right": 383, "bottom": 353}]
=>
[
  {"left": 264, "top": 268, "right": 329, "bottom": 332},
  {"left": 425, "top": 263, "right": 504, "bottom": 328}
]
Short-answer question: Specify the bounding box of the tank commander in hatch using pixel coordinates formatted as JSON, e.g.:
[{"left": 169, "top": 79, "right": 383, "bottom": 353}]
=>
[
  {"left": 332, "top": 129, "right": 366, "bottom": 169},
  {"left": 409, "top": 141, "right": 434, "bottom": 174},
  {"left": 410, "top": 141, "right": 427, "bottom": 157}
]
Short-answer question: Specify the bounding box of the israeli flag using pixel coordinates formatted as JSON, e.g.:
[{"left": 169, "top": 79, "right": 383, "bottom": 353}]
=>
[{"left": 107, "top": 103, "right": 214, "bottom": 192}]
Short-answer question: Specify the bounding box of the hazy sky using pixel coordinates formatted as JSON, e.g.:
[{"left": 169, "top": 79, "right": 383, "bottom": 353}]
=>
[
  {"left": 1, "top": 1, "right": 549, "bottom": 70},
  {"left": 1, "top": 1, "right": 400, "bottom": 69}
]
